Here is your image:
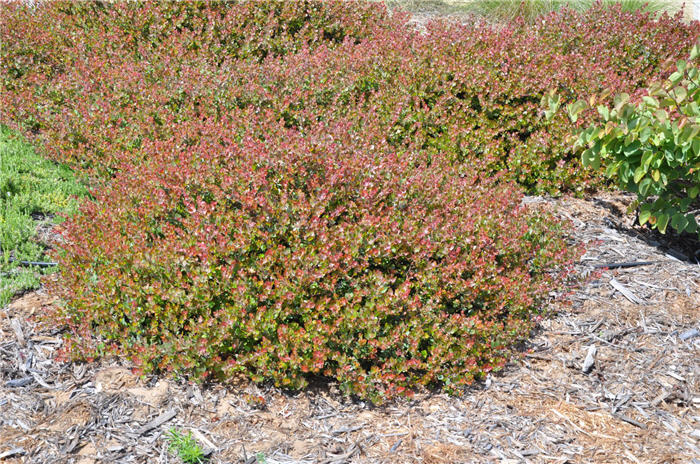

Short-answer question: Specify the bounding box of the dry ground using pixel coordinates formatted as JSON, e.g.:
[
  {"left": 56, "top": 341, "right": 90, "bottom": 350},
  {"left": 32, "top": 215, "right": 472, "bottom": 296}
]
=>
[{"left": 1, "top": 193, "right": 699, "bottom": 464}]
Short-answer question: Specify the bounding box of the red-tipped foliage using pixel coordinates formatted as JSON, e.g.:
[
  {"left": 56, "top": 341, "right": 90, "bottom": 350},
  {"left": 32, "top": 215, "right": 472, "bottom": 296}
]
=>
[
  {"left": 3, "top": 2, "right": 697, "bottom": 190},
  {"left": 50, "top": 118, "right": 579, "bottom": 401},
  {"left": 1, "top": 1, "right": 696, "bottom": 400}
]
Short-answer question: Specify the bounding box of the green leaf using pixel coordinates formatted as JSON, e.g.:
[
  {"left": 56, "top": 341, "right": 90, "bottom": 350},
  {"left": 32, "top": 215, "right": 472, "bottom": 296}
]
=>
[
  {"left": 581, "top": 148, "right": 599, "bottom": 169},
  {"left": 638, "top": 177, "right": 653, "bottom": 196},
  {"left": 672, "top": 86, "right": 687, "bottom": 103},
  {"left": 544, "top": 94, "right": 561, "bottom": 121},
  {"left": 619, "top": 163, "right": 632, "bottom": 183},
  {"left": 656, "top": 213, "right": 669, "bottom": 234},
  {"left": 642, "top": 96, "right": 659, "bottom": 108},
  {"left": 691, "top": 43, "right": 699, "bottom": 61},
  {"left": 638, "top": 206, "right": 652, "bottom": 225},
  {"left": 567, "top": 100, "right": 587, "bottom": 123},
  {"left": 671, "top": 213, "right": 689, "bottom": 233},
  {"left": 641, "top": 151, "right": 655, "bottom": 170},
  {"left": 654, "top": 109, "right": 667, "bottom": 123},
  {"left": 614, "top": 93, "right": 630, "bottom": 111},
  {"left": 681, "top": 125, "right": 699, "bottom": 145},
  {"left": 605, "top": 160, "right": 622, "bottom": 177},
  {"left": 623, "top": 140, "right": 641, "bottom": 156},
  {"left": 639, "top": 127, "right": 653, "bottom": 144},
  {"left": 660, "top": 97, "right": 677, "bottom": 109}
]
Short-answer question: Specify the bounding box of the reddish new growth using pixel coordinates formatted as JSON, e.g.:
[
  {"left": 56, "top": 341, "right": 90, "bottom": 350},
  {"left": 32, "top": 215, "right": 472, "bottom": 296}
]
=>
[{"left": 1, "top": 0, "right": 697, "bottom": 401}]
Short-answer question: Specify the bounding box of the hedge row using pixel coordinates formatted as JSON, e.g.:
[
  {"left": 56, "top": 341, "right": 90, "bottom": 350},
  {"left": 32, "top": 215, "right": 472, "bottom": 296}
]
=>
[
  {"left": 3, "top": 2, "right": 697, "bottom": 191},
  {"left": 1, "top": 1, "right": 697, "bottom": 400}
]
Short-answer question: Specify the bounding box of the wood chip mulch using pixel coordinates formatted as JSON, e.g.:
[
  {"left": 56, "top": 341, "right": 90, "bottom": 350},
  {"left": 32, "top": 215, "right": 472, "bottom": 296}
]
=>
[{"left": 1, "top": 192, "right": 699, "bottom": 464}]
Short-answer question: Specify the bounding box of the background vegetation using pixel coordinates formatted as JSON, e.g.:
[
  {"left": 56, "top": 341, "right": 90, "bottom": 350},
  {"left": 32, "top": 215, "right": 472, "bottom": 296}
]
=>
[
  {"left": 0, "top": 125, "right": 86, "bottom": 306},
  {"left": 386, "top": 0, "right": 684, "bottom": 22}
]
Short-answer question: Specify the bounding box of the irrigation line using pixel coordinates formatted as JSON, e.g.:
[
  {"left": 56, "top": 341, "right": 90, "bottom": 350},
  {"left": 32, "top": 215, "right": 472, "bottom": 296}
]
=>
[
  {"left": 9, "top": 258, "right": 58, "bottom": 268},
  {"left": 591, "top": 261, "right": 658, "bottom": 269}
]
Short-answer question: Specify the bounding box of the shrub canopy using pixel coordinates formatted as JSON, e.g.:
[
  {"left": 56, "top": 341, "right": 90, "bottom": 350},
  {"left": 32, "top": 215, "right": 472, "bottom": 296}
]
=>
[{"left": 1, "top": 0, "right": 697, "bottom": 400}]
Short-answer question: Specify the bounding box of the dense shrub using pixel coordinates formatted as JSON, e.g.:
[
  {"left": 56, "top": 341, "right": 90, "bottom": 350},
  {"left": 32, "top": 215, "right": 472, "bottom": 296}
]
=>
[
  {"left": 50, "top": 119, "right": 579, "bottom": 401},
  {"left": 400, "top": 7, "right": 699, "bottom": 192},
  {"left": 1, "top": 0, "right": 697, "bottom": 400},
  {"left": 562, "top": 42, "right": 700, "bottom": 237},
  {"left": 2, "top": 2, "right": 697, "bottom": 191},
  {"left": 1, "top": 0, "right": 397, "bottom": 176}
]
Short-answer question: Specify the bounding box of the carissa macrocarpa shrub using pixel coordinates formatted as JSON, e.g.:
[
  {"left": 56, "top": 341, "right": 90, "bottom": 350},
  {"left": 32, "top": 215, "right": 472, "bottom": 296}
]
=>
[
  {"left": 48, "top": 119, "right": 580, "bottom": 402},
  {"left": 2, "top": 1, "right": 698, "bottom": 193},
  {"left": 1, "top": 0, "right": 694, "bottom": 401}
]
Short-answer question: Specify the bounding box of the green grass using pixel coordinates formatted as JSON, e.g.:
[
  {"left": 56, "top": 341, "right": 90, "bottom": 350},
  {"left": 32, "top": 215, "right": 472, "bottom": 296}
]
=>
[
  {"left": 385, "top": 0, "right": 680, "bottom": 21},
  {"left": 0, "top": 125, "right": 87, "bottom": 306},
  {"left": 167, "top": 428, "right": 206, "bottom": 464}
]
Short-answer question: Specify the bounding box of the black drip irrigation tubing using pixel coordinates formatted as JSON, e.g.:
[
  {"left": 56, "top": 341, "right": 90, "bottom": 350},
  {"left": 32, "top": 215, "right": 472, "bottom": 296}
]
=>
[
  {"left": 590, "top": 261, "right": 657, "bottom": 269},
  {"left": 8, "top": 258, "right": 58, "bottom": 268}
]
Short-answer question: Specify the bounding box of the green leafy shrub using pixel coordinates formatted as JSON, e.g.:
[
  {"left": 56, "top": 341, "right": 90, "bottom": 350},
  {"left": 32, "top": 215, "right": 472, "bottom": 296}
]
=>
[{"left": 562, "top": 42, "right": 700, "bottom": 237}]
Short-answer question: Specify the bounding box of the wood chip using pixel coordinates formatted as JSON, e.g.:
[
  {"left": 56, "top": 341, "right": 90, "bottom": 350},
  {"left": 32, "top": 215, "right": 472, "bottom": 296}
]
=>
[
  {"left": 137, "top": 409, "right": 177, "bottom": 435},
  {"left": 651, "top": 390, "right": 671, "bottom": 407},
  {"left": 190, "top": 428, "right": 217, "bottom": 452},
  {"left": 0, "top": 448, "right": 26, "bottom": 459},
  {"left": 5, "top": 376, "right": 33, "bottom": 388},
  {"left": 609, "top": 278, "right": 644, "bottom": 305},
  {"left": 679, "top": 328, "right": 699, "bottom": 341},
  {"left": 582, "top": 345, "right": 597, "bottom": 373},
  {"left": 613, "top": 413, "right": 647, "bottom": 429},
  {"left": 10, "top": 318, "right": 24, "bottom": 345}
]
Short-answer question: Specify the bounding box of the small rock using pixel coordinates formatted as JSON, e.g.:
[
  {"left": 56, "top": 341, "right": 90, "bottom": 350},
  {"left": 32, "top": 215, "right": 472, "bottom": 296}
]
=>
[{"left": 679, "top": 328, "right": 699, "bottom": 341}]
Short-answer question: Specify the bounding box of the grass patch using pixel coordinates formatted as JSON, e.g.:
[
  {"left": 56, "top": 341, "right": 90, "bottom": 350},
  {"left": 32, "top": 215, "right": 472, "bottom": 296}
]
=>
[
  {"left": 167, "top": 428, "right": 206, "bottom": 464},
  {"left": 0, "top": 125, "right": 87, "bottom": 306},
  {"left": 386, "top": 0, "right": 680, "bottom": 21}
]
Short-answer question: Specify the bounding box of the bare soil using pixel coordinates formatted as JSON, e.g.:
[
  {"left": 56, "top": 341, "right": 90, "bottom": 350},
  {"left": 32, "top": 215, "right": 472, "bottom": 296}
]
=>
[{"left": 1, "top": 193, "right": 699, "bottom": 464}]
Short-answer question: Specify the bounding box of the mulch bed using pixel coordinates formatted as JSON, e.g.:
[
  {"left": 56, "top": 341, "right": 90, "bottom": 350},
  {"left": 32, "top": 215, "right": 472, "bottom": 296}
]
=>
[{"left": 1, "top": 192, "right": 699, "bottom": 464}]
